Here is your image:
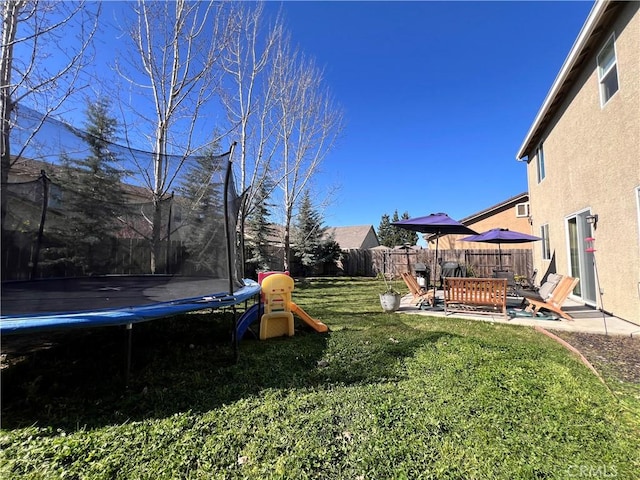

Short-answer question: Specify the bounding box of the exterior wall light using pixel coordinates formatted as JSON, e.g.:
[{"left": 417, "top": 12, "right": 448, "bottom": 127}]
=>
[{"left": 586, "top": 214, "right": 599, "bottom": 229}]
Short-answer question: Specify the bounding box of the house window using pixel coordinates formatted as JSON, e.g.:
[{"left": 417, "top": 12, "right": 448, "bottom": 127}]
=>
[
  {"left": 540, "top": 224, "right": 550, "bottom": 260},
  {"left": 48, "top": 184, "right": 63, "bottom": 209},
  {"left": 34, "top": 180, "right": 62, "bottom": 209},
  {"left": 515, "top": 202, "right": 530, "bottom": 218},
  {"left": 597, "top": 34, "right": 619, "bottom": 106},
  {"left": 536, "top": 144, "right": 545, "bottom": 183}
]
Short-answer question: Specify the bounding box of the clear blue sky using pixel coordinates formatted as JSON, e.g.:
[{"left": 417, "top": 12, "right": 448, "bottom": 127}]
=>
[
  {"left": 33, "top": 1, "right": 595, "bottom": 235},
  {"left": 264, "top": 1, "right": 595, "bottom": 230}
]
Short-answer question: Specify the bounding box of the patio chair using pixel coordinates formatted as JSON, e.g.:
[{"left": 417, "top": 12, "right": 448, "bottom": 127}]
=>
[
  {"left": 523, "top": 276, "right": 579, "bottom": 321},
  {"left": 439, "top": 261, "right": 465, "bottom": 287},
  {"left": 518, "top": 269, "right": 538, "bottom": 292},
  {"left": 492, "top": 270, "right": 518, "bottom": 296},
  {"left": 401, "top": 272, "right": 435, "bottom": 307},
  {"left": 517, "top": 273, "right": 563, "bottom": 302}
]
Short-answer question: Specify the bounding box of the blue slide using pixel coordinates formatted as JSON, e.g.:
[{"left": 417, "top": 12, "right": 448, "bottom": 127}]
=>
[{"left": 236, "top": 303, "right": 261, "bottom": 339}]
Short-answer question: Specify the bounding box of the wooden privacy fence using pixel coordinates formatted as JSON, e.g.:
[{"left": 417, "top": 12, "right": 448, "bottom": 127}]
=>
[
  {"left": 3, "top": 236, "right": 191, "bottom": 280},
  {"left": 339, "top": 248, "right": 534, "bottom": 281},
  {"left": 4, "top": 239, "right": 534, "bottom": 282}
]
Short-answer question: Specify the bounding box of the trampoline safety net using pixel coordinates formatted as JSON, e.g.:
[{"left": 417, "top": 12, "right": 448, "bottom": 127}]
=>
[{"left": 2, "top": 105, "right": 243, "bottom": 294}]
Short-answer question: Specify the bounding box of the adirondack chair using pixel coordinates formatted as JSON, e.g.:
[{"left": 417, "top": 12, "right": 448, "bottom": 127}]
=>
[
  {"left": 524, "top": 276, "right": 579, "bottom": 320},
  {"left": 517, "top": 273, "right": 563, "bottom": 301},
  {"left": 400, "top": 272, "right": 435, "bottom": 307}
]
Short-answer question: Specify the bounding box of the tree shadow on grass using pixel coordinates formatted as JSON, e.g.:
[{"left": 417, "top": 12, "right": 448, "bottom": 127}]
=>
[{"left": 1, "top": 311, "right": 457, "bottom": 431}]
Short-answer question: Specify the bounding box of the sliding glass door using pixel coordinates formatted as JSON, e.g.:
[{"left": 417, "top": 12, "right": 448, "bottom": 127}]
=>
[{"left": 566, "top": 212, "right": 597, "bottom": 304}]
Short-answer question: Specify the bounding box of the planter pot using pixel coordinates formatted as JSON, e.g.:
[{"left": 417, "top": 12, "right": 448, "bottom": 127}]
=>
[{"left": 379, "top": 292, "right": 401, "bottom": 312}]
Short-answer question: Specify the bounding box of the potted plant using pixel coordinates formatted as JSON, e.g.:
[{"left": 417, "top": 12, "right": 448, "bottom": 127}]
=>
[{"left": 378, "top": 274, "right": 401, "bottom": 312}]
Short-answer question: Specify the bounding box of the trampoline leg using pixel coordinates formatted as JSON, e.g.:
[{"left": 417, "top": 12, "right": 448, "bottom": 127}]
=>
[
  {"left": 125, "top": 323, "right": 133, "bottom": 388},
  {"left": 232, "top": 306, "right": 239, "bottom": 363}
]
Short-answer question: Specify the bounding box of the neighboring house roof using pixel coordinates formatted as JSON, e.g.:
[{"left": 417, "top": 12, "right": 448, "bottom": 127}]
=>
[
  {"left": 458, "top": 192, "right": 529, "bottom": 225},
  {"left": 326, "top": 225, "right": 380, "bottom": 250},
  {"left": 8, "top": 157, "right": 49, "bottom": 179},
  {"left": 248, "top": 224, "right": 380, "bottom": 250},
  {"left": 263, "top": 223, "right": 286, "bottom": 245},
  {"left": 516, "top": 0, "right": 624, "bottom": 159},
  {"left": 9, "top": 157, "right": 155, "bottom": 201}
]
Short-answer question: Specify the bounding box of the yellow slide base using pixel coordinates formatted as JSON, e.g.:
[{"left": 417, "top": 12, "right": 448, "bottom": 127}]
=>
[
  {"left": 291, "top": 303, "right": 328, "bottom": 333},
  {"left": 259, "top": 312, "right": 295, "bottom": 340}
]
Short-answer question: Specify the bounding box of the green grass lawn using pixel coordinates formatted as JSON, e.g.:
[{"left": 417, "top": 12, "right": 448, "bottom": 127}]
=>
[{"left": 1, "top": 277, "right": 638, "bottom": 479}]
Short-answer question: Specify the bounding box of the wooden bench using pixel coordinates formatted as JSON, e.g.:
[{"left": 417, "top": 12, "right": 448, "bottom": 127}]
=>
[{"left": 443, "top": 277, "right": 508, "bottom": 319}]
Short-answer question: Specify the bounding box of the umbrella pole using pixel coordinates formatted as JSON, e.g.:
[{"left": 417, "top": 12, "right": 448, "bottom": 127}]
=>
[
  {"left": 434, "top": 235, "right": 439, "bottom": 290},
  {"left": 498, "top": 243, "right": 503, "bottom": 271}
]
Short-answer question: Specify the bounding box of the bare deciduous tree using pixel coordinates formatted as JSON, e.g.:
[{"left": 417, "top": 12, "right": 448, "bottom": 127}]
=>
[
  {"left": 271, "top": 39, "right": 344, "bottom": 271},
  {"left": 116, "top": 0, "right": 230, "bottom": 273},
  {"left": 219, "top": 2, "right": 284, "bottom": 267},
  {"left": 1, "top": 0, "right": 99, "bottom": 230}
]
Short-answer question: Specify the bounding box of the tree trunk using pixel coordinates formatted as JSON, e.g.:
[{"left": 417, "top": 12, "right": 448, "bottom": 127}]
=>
[
  {"left": 0, "top": 1, "right": 21, "bottom": 233},
  {"left": 283, "top": 219, "right": 291, "bottom": 272}
]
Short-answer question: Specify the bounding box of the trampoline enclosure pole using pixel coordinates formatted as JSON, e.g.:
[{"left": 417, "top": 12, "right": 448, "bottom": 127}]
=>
[
  {"left": 223, "top": 142, "right": 237, "bottom": 297},
  {"left": 223, "top": 143, "right": 239, "bottom": 359}
]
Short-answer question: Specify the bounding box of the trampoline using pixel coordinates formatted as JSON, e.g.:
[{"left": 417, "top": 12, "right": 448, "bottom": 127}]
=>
[
  {"left": 1, "top": 105, "right": 259, "bottom": 343},
  {"left": 0, "top": 276, "right": 260, "bottom": 335}
]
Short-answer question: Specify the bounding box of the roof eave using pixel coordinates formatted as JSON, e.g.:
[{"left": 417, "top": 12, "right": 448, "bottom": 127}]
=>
[
  {"left": 459, "top": 191, "right": 529, "bottom": 225},
  {"left": 515, "top": 0, "right": 609, "bottom": 160}
]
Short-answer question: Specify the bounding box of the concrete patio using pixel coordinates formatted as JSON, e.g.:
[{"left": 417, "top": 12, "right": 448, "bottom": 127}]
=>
[{"left": 397, "top": 292, "right": 640, "bottom": 337}]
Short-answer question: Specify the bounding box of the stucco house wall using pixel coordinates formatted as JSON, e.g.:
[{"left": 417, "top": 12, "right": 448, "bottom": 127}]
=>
[
  {"left": 437, "top": 193, "right": 533, "bottom": 251},
  {"left": 519, "top": 1, "right": 639, "bottom": 323},
  {"left": 455, "top": 200, "right": 532, "bottom": 251}
]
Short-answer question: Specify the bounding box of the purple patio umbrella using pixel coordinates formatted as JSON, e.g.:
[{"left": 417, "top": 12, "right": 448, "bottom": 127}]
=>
[
  {"left": 460, "top": 228, "right": 541, "bottom": 271},
  {"left": 392, "top": 213, "right": 477, "bottom": 290}
]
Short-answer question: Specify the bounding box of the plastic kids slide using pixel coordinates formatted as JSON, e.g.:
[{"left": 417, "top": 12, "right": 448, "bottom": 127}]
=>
[
  {"left": 291, "top": 302, "right": 328, "bottom": 333},
  {"left": 236, "top": 303, "right": 261, "bottom": 339}
]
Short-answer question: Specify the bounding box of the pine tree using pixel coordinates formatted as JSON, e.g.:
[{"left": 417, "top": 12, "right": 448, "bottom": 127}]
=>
[
  {"left": 52, "top": 97, "right": 128, "bottom": 274},
  {"left": 244, "top": 182, "right": 274, "bottom": 277},
  {"left": 292, "top": 190, "right": 322, "bottom": 274},
  {"left": 176, "top": 144, "right": 226, "bottom": 275},
  {"left": 398, "top": 211, "right": 419, "bottom": 245},
  {"left": 377, "top": 213, "right": 394, "bottom": 247},
  {"left": 389, "top": 210, "right": 404, "bottom": 247},
  {"left": 316, "top": 236, "right": 341, "bottom": 274},
  {"left": 291, "top": 190, "right": 339, "bottom": 276},
  {"left": 378, "top": 210, "right": 419, "bottom": 248}
]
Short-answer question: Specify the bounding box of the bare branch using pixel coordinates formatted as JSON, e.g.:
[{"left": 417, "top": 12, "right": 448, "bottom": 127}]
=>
[
  {"left": 115, "top": 0, "right": 231, "bottom": 272},
  {"left": 269, "top": 34, "right": 345, "bottom": 270},
  {"left": 218, "top": 2, "right": 285, "bottom": 224},
  {"left": 2, "top": 0, "right": 100, "bottom": 230}
]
